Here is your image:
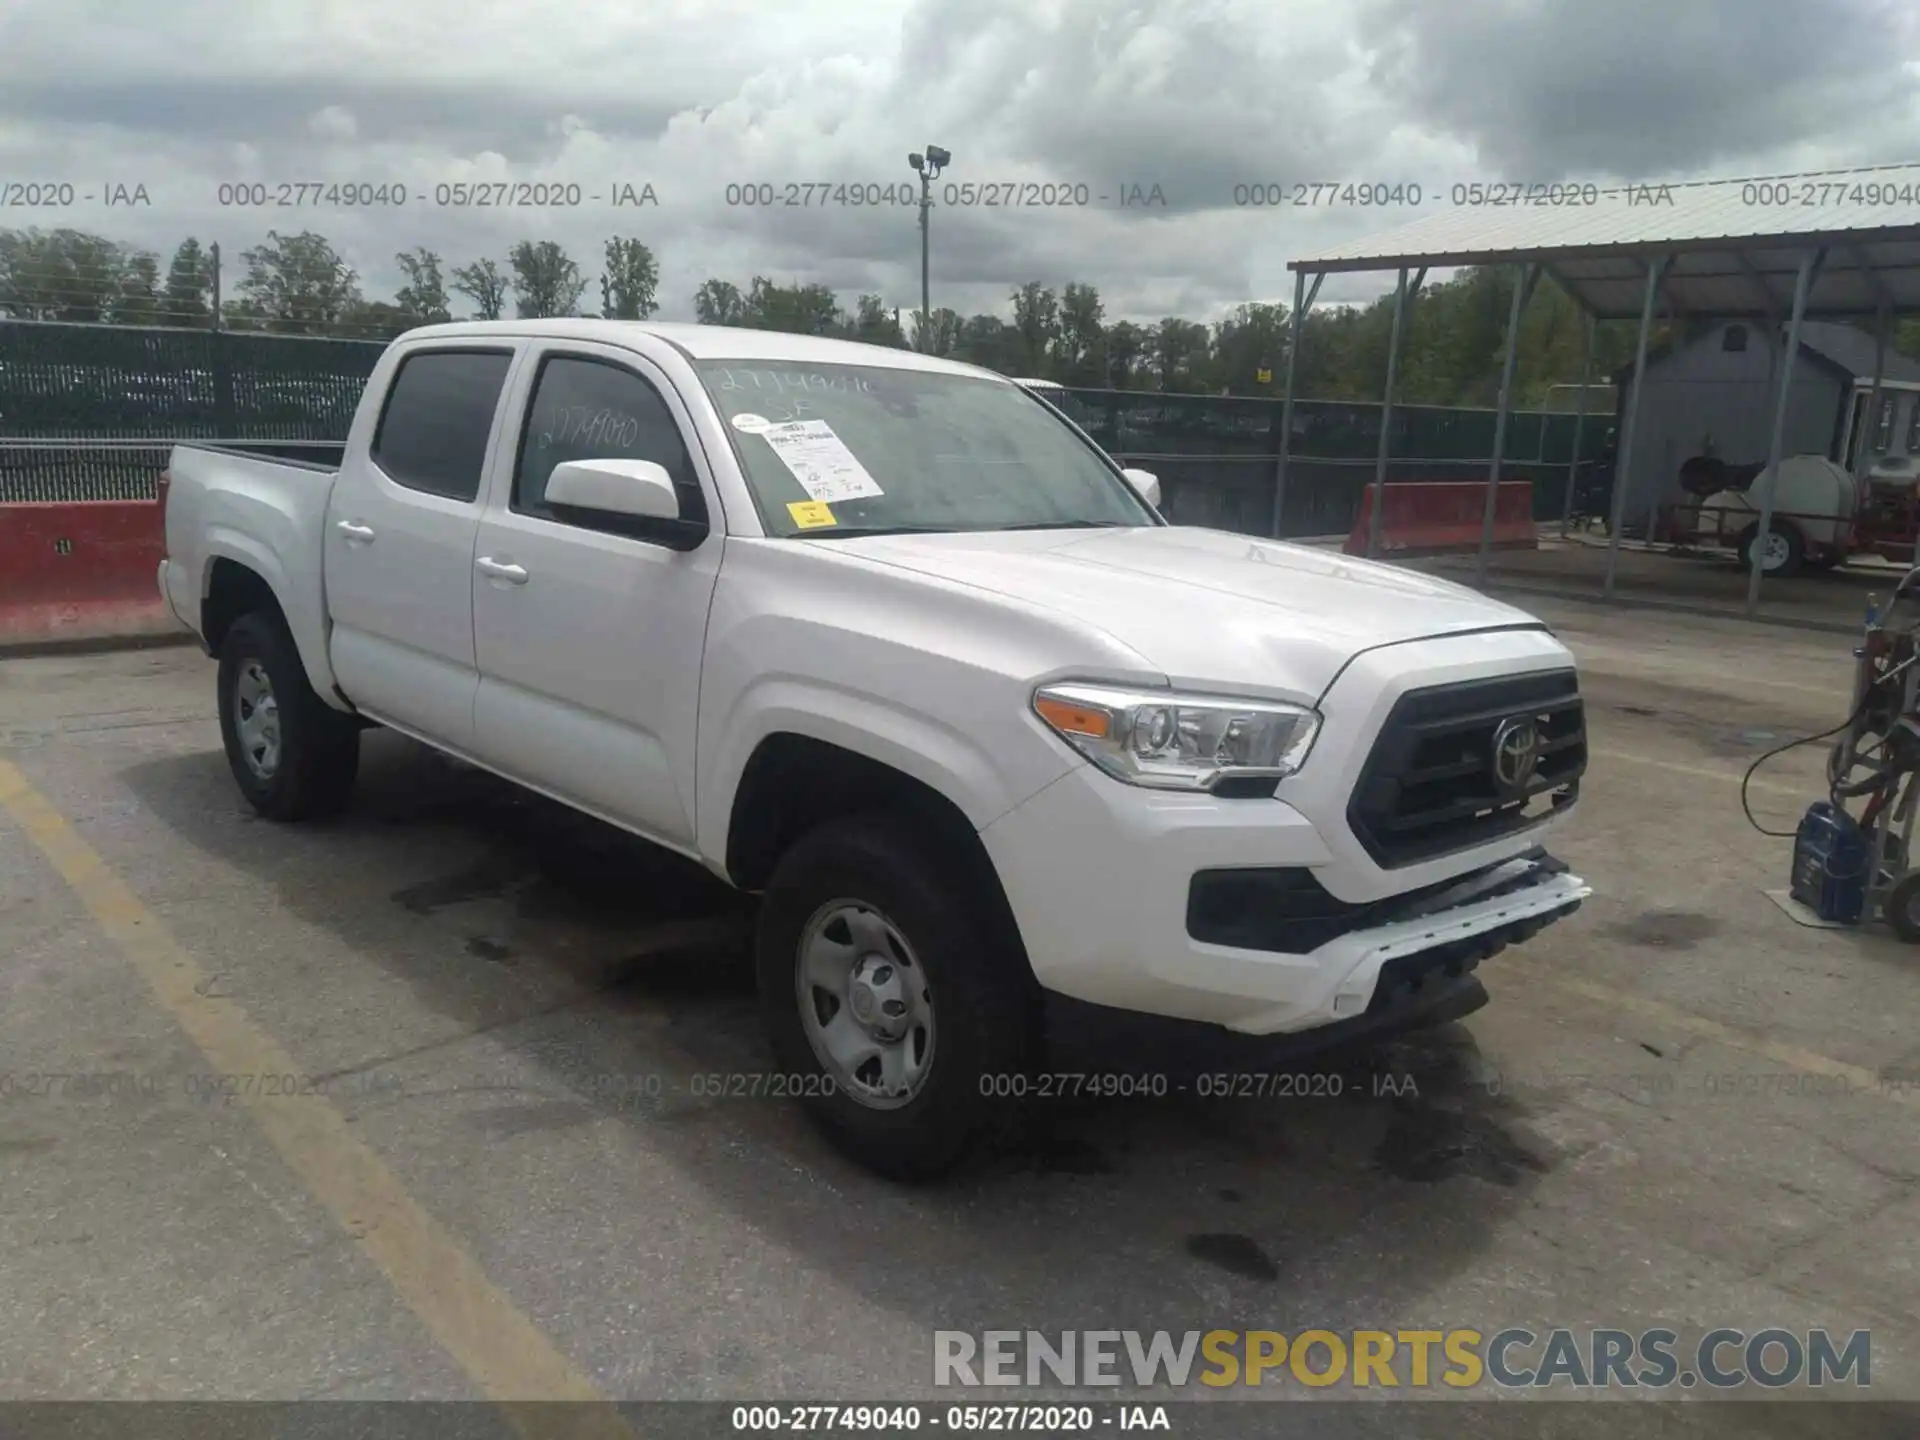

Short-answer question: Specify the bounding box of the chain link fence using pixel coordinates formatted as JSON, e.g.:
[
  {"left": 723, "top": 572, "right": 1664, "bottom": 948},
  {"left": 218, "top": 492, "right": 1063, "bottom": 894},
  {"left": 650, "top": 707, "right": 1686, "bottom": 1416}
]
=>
[
  {"left": 0, "top": 320, "right": 381, "bottom": 501},
  {"left": 1053, "top": 388, "right": 1613, "bottom": 539},
  {"left": 1, "top": 320, "right": 1615, "bottom": 527}
]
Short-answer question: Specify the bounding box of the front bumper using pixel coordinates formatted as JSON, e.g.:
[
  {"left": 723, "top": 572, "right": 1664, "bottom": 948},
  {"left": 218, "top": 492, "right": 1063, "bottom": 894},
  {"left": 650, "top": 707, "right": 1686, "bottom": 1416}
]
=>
[{"left": 980, "top": 762, "right": 1588, "bottom": 1036}]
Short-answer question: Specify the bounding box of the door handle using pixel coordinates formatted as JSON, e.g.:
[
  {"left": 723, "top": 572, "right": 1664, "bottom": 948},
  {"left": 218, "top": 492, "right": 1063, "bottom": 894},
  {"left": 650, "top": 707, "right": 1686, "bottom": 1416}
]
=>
[
  {"left": 475, "top": 556, "right": 528, "bottom": 585},
  {"left": 335, "top": 520, "right": 376, "bottom": 542}
]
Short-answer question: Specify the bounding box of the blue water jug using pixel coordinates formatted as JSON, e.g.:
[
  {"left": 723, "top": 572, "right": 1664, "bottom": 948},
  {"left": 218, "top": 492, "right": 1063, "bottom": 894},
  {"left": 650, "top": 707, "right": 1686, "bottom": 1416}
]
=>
[{"left": 1789, "top": 802, "right": 1868, "bottom": 924}]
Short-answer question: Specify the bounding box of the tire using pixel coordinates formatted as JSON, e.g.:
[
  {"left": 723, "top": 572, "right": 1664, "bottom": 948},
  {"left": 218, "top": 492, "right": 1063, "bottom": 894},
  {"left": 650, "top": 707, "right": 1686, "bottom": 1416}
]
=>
[
  {"left": 755, "top": 812, "right": 1035, "bottom": 1180},
  {"left": 1740, "top": 522, "right": 1804, "bottom": 578},
  {"left": 217, "top": 610, "right": 360, "bottom": 821},
  {"left": 1886, "top": 871, "right": 1920, "bottom": 943}
]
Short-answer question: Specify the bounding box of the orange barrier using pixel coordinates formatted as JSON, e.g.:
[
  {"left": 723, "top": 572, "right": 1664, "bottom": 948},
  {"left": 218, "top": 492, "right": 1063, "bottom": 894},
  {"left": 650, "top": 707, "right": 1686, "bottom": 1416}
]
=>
[
  {"left": 0, "top": 501, "right": 184, "bottom": 649},
  {"left": 1344, "top": 480, "right": 1538, "bottom": 558}
]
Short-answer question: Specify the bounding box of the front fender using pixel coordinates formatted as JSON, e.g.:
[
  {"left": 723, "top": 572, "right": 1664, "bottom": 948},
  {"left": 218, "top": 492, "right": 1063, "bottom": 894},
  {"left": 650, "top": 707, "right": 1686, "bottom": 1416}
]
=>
[{"left": 696, "top": 677, "right": 1076, "bottom": 869}]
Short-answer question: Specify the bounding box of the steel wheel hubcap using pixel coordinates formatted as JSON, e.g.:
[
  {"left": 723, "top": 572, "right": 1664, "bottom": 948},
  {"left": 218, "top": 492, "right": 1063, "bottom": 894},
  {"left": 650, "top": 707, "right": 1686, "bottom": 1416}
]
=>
[
  {"left": 795, "top": 900, "right": 935, "bottom": 1109},
  {"left": 1761, "top": 532, "right": 1790, "bottom": 570},
  {"left": 234, "top": 661, "right": 281, "bottom": 779}
]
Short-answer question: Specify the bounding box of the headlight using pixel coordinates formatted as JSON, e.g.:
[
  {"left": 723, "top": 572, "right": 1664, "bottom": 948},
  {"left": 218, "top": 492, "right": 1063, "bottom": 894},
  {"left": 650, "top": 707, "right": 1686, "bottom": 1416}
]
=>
[{"left": 1032, "top": 683, "right": 1320, "bottom": 791}]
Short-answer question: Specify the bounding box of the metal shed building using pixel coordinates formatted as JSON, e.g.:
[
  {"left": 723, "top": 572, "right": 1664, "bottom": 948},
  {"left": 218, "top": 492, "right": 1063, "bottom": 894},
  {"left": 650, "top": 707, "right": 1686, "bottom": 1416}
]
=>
[
  {"left": 1277, "top": 165, "right": 1920, "bottom": 612},
  {"left": 1611, "top": 320, "right": 1920, "bottom": 534}
]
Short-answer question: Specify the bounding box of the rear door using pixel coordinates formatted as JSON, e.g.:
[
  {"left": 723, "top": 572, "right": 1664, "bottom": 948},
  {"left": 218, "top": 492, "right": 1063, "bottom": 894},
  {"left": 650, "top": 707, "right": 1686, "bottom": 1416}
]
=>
[
  {"left": 324, "top": 345, "right": 517, "bottom": 746},
  {"left": 469, "top": 342, "right": 723, "bottom": 850}
]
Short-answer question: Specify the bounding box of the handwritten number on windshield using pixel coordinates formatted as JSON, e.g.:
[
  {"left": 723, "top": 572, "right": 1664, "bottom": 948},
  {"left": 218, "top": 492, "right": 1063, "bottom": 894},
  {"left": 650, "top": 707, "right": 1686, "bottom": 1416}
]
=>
[
  {"left": 714, "top": 368, "right": 876, "bottom": 397},
  {"left": 536, "top": 406, "right": 640, "bottom": 452}
]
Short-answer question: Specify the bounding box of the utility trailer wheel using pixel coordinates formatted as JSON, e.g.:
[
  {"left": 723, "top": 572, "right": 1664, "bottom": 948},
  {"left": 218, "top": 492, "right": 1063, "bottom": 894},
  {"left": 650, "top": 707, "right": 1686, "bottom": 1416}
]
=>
[
  {"left": 1885, "top": 871, "right": 1920, "bottom": 943},
  {"left": 1740, "top": 522, "right": 1805, "bottom": 578},
  {"left": 217, "top": 610, "right": 361, "bottom": 821}
]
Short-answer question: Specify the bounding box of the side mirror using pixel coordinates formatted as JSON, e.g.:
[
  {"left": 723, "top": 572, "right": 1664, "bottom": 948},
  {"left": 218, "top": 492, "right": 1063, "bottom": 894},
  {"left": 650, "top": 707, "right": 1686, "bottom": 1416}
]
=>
[
  {"left": 544, "top": 458, "right": 680, "bottom": 520},
  {"left": 1121, "top": 467, "right": 1162, "bottom": 509}
]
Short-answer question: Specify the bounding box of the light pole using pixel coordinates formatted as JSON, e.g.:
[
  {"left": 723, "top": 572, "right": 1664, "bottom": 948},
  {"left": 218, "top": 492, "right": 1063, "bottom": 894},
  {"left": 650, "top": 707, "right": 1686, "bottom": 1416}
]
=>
[{"left": 908, "top": 145, "right": 950, "bottom": 351}]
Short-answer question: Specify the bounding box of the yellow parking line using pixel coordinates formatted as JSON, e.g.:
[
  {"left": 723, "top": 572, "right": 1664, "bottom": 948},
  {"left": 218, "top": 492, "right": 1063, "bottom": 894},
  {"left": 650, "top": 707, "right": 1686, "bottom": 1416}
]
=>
[
  {"left": 1541, "top": 974, "right": 1918, "bottom": 1113},
  {"left": 0, "top": 759, "right": 636, "bottom": 1437}
]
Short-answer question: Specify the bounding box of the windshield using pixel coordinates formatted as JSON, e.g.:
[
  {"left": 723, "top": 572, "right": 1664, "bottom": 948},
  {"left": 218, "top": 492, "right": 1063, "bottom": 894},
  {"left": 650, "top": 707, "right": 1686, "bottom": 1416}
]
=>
[{"left": 693, "top": 360, "right": 1158, "bottom": 537}]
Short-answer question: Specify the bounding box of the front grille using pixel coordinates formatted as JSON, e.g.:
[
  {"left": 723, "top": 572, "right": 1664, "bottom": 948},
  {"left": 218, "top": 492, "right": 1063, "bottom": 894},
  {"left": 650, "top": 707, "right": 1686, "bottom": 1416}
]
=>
[{"left": 1348, "top": 670, "right": 1585, "bottom": 867}]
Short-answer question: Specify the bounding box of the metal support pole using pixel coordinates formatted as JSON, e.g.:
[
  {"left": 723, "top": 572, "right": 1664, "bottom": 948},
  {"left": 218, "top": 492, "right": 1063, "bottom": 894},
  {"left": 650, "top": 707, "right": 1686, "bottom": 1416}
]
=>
[
  {"left": 1603, "top": 256, "right": 1670, "bottom": 598},
  {"left": 1366, "top": 267, "right": 1412, "bottom": 559},
  {"left": 1854, "top": 306, "right": 1892, "bottom": 482},
  {"left": 918, "top": 174, "right": 931, "bottom": 352},
  {"left": 1746, "top": 248, "right": 1821, "bottom": 614},
  {"left": 1561, "top": 312, "right": 1597, "bottom": 536},
  {"left": 1269, "top": 269, "right": 1321, "bottom": 539},
  {"left": 1476, "top": 263, "right": 1536, "bottom": 586}
]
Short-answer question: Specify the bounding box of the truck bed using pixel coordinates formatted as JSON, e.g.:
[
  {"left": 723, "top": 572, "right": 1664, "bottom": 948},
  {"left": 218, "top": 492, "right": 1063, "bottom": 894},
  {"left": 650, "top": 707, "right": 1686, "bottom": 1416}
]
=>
[{"left": 173, "top": 439, "right": 345, "bottom": 472}]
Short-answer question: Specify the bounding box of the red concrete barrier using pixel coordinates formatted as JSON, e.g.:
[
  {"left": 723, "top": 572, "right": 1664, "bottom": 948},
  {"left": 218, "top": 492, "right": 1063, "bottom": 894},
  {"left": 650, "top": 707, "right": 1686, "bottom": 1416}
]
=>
[
  {"left": 0, "top": 501, "right": 185, "bottom": 649},
  {"left": 1344, "top": 480, "right": 1538, "bottom": 558}
]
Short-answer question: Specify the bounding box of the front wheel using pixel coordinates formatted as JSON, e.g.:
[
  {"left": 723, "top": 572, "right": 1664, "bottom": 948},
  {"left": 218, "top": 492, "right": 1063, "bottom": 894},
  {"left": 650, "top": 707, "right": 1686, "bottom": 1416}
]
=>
[
  {"left": 217, "top": 610, "right": 360, "bottom": 821},
  {"left": 756, "top": 813, "right": 1034, "bottom": 1180}
]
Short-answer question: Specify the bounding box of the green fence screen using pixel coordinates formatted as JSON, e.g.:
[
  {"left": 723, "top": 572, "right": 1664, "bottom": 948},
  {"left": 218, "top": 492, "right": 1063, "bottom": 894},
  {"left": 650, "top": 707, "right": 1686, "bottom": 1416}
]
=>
[{"left": 0, "top": 321, "right": 1617, "bottom": 532}]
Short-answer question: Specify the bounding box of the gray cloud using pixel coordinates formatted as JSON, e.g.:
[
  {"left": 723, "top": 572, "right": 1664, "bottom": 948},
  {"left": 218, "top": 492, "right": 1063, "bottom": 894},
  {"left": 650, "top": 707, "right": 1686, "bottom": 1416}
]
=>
[
  {"left": 1360, "top": 0, "right": 1920, "bottom": 177},
  {"left": 0, "top": 0, "right": 1912, "bottom": 325}
]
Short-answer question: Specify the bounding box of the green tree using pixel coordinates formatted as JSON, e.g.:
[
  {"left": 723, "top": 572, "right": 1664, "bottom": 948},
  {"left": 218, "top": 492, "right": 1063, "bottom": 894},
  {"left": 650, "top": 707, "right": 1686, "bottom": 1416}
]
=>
[
  {"left": 1149, "top": 317, "right": 1211, "bottom": 391},
  {"left": 343, "top": 299, "right": 414, "bottom": 340},
  {"left": 451, "top": 257, "right": 508, "bottom": 320},
  {"left": 1103, "top": 320, "right": 1148, "bottom": 388},
  {"left": 850, "top": 293, "right": 907, "bottom": 348},
  {"left": 952, "top": 314, "right": 1029, "bottom": 378},
  {"left": 1010, "top": 282, "right": 1060, "bottom": 376},
  {"left": 694, "top": 279, "right": 746, "bottom": 325},
  {"left": 1054, "top": 282, "right": 1106, "bottom": 386},
  {"left": 600, "top": 237, "right": 659, "bottom": 319},
  {"left": 162, "top": 238, "right": 213, "bottom": 327},
  {"left": 1211, "top": 303, "right": 1289, "bottom": 394},
  {"left": 394, "top": 248, "right": 451, "bottom": 324},
  {"left": 911, "top": 306, "right": 964, "bottom": 357},
  {"left": 0, "top": 228, "right": 147, "bottom": 321},
  {"left": 111, "top": 253, "right": 162, "bottom": 326},
  {"left": 741, "top": 276, "right": 842, "bottom": 335},
  {"left": 507, "top": 240, "right": 586, "bottom": 318},
  {"left": 236, "top": 230, "right": 362, "bottom": 333}
]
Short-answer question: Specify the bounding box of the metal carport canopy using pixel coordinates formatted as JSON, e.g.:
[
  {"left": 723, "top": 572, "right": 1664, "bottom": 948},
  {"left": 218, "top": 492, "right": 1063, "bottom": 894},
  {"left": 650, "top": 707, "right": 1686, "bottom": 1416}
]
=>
[
  {"left": 1271, "top": 168, "right": 1920, "bottom": 617},
  {"left": 1285, "top": 171, "right": 1920, "bottom": 320}
]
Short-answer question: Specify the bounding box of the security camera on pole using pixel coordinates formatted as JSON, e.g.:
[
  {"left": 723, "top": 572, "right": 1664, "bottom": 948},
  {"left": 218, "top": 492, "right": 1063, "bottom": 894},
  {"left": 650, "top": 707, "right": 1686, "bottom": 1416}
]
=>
[{"left": 908, "top": 145, "right": 951, "bottom": 352}]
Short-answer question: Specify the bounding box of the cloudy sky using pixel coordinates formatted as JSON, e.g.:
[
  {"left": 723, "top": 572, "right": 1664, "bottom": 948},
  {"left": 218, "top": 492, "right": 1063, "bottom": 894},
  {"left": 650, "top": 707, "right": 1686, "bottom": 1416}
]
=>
[{"left": 2, "top": 0, "right": 1918, "bottom": 324}]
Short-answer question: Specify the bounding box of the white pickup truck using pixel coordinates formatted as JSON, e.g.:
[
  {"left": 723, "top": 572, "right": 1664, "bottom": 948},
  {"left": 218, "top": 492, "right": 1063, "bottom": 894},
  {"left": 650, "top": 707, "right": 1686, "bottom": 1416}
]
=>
[{"left": 159, "top": 319, "right": 1591, "bottom": 1177}]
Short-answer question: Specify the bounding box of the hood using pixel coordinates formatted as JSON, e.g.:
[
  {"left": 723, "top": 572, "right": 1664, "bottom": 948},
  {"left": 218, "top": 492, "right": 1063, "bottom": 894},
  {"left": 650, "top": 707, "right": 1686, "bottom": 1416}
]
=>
[{"left": 829, "top": 525, "right": 1546, "bottom": 699}]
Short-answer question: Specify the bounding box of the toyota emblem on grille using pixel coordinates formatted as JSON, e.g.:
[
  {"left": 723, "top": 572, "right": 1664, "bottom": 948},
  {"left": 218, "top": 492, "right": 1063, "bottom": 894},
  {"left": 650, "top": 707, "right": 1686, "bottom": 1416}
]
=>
[{"left": 1490, "top": 715, "right": 1542, "bottom": 794}]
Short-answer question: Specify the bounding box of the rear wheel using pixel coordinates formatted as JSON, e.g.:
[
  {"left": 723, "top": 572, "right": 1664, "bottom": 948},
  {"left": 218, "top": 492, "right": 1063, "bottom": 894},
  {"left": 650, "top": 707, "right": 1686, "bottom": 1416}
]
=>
[
  {"left": 1886, "top": 871, "right": 1920, "bottom": 943},
  {"left": 756, "top": 813, "right": 1034, "bottom": 1180},
  {"left": 1740, "top": 522, "right": 1805, "bottom": 578},
  {"left": 217, "top": 611, "right": 360, "bottom": 821}
]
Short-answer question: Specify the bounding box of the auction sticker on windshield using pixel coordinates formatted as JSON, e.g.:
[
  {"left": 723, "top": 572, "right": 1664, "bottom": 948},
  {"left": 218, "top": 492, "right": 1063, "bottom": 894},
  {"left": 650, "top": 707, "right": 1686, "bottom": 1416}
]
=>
[
  {"left": 787, "top": 500, "right": 838, "bottom": 529},
  {"left": 759, "top": 419, "right": 884, "bottom": 503},
  {"left": 731, "top": 412, "right": 774, "bottom": 434}
]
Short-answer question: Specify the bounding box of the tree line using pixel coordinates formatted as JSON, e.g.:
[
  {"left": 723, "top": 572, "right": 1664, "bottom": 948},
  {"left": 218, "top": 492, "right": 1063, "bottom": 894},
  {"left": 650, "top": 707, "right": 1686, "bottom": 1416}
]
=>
[{"left": 3, "top": 225, "right": 1917, "bottom": 408}]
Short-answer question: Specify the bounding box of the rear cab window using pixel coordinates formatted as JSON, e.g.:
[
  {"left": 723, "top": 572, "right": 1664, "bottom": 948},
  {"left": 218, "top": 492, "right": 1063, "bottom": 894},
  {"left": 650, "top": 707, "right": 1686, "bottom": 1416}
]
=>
[{"left": 371, "top": 349, "right": 513, "bottom": 501}]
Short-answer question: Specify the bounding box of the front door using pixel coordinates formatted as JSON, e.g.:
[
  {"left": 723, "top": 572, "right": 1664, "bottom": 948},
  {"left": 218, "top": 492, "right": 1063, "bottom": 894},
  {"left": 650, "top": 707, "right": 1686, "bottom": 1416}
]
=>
[
  {"left": 470, "top": 344, "right": 724, "bottom": 851},
  {"left": 324, "top": 346, "right": 517, "bottom": 747}
]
